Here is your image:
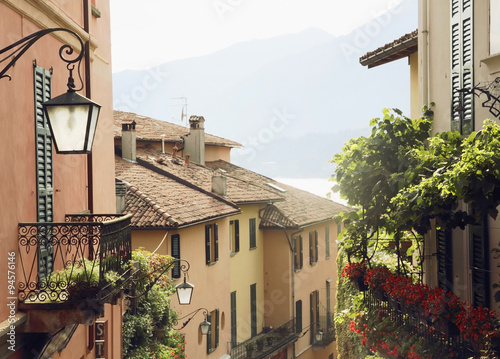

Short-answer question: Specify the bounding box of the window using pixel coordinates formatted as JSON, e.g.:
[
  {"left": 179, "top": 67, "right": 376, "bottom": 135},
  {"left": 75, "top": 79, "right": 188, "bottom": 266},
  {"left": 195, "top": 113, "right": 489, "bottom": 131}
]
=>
[
  {"left": 295, "top": 300, "right": 303, "bottom": 333},
  {"left": 250, "top": 283, "right": 257, "bottom": 337},
  {"left": 171, "top": 234, "right": 181, "bottom": 278},
  {"left": 205, "top": 223, "right": 219, "bottom": 264},
  {"left": 249, "top": 218, "right": 256, "bottom": 249},
  {"left": 491, "top": 0, "right": 500, "bottom": 54},
  {"left": 469, "top": 216, "right": 490, "bottom": 308},
  {"left": 309, "top": 231, "right": 318, "bottom": 265},
  {"left": 231, "top": 292, "right": 237, "bottom": 347},
  {"left": 34, "top": 65, "right": 54, "bottom": 282},
  {"left": 206, "top": 309, "right": 220, "bottom": 353},
  {"left": 230, "top": 220, "right": 240, "bottom": 253},
  {"left": 325, "top": 226, "right": 330, "bottom": 259},
  {"left": 309, "top": 290, "right": 320, "bottom": 345},
  {"left": 293, "top": 235, "right": 303, "bottom": 270}
]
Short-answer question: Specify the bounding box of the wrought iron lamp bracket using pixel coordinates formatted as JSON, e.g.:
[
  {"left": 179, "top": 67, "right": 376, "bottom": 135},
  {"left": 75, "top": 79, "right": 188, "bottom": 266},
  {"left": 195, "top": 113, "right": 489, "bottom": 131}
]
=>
[
  {"left": 0, "top": 27, "right": 85, "bottom": 91},
  {"left": 457, "top": 77, "right": 500, "bottom": 119}
]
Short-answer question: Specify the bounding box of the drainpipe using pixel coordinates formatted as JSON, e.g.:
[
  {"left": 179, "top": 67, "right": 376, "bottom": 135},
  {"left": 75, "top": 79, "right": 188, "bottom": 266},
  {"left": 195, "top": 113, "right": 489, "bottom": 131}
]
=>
[{"left": 258, "top": 206, "right": 303, "bottom": 358}]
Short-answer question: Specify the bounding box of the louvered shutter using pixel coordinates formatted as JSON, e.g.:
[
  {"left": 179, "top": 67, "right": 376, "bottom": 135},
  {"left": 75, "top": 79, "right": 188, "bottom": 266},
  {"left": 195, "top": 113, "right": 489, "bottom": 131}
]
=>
[
  {"left": 470, "top": 216, "right": 490, "bottom": 308},
  {"left": 249, "top": 218, "right": 256, "bottom": 248},
  {"left": 230, "top": 292, "right": 237, "bottom": 347},
  {"left": 234, "top": 220, "right": 240, "bottom": 252},
  {"left": 325, "top": 226, "right": 330, "bottom": 259},
  {"left": 34, "top": 65, "right": 54, "bottom": 282},
  {"left": 205, "top": 225, "right": 211, "bottom": 264},
  {"left": 250, "top": 284, "right": 257, "bottom": 337},
  {"left": 295, "top": 300, "right": 302, "bottom": 333},
  {"left": 299, "top": 236, "right": 303, "bottom": 269},
  {"left": 451, "top": 0, "right": 474, "bottom": 135},
  {"left": 215, "top": 309, "right": 220, "bottom": 348},
  {"left": 214, "top": 223, "right": 219, "bottom": 261},
  {"left": 206, "top": 311, "right": 212, "bottom": 353},
  {"left": 314, "top": 231, "right": 319, "bottom": 262},
  {"left": 171, "top": 234, "right": 180, "bottom": 278},
  {"left": 309, "top": 232, "right": 313, "bottom": 265},
  {"left": 436, "top": 229, "right": 453, "bottom": 292}
]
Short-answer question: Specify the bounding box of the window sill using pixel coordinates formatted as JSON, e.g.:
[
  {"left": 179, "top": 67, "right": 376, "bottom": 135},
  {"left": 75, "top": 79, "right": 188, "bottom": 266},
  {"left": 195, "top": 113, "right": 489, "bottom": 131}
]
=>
[
  {"left": 230, "top": 251, "right": 239, "bottom": 257},
  {"left": 481, "top": 53, "right": 500, "bottom": 75}
]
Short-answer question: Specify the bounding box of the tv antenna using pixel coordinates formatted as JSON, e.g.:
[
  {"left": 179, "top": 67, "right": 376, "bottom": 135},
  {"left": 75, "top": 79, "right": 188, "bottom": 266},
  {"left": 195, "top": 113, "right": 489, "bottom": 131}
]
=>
[{"left": 171, "top": 97, "right": 188, "bottom": 126}]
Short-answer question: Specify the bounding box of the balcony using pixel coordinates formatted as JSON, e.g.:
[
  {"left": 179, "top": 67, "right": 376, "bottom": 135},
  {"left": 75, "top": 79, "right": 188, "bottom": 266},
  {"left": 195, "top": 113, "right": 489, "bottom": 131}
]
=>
[
  {"left": 228, "top": 319, "right": 297, "bottom": 359},
  {"left": 17, "top": 214, "right": 132, "bottom": 316},
  {"left": 313, "top": 306, "right": 336, "bottom": 347}
]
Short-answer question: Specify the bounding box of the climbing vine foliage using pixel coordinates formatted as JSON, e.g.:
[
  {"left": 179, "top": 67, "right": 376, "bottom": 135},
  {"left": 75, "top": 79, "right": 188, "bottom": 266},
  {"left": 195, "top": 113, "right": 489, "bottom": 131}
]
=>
[{"left": 332, "top": 107, "right": 500, "bottom": 269}]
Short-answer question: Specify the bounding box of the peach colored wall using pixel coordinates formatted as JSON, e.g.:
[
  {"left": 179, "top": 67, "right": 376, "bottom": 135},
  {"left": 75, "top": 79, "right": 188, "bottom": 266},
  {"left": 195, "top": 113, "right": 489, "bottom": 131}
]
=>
[
  {"left": 229, "top": 204, "right": 266, "bottom": 342},
  {"left": 131, "top": 219, "right": 232, "bottom": 359},
  {"left": 263, "top": 219, "right": 339, "bottom": 359},
  {"left": 0, "top": 1, "right": 119, "bottom": 357}
]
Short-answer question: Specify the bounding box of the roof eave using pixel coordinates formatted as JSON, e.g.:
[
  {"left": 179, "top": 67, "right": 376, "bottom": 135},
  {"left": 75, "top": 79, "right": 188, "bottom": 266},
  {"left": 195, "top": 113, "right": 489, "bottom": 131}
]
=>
[{"left": 360, "top": 34, "right": 418, "bottom": 69}]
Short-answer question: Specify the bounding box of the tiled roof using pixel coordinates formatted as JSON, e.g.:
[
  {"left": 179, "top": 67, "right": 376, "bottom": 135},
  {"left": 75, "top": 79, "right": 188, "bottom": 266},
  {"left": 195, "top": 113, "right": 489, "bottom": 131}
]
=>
[
  {"left": 133, "top": 145, "right": 283, "bottom": 205},
  {"left": 114, "top": 110, "right": 242, "bottom": 148},
  {"left": 115, "top": 155, "right": 240, "bottom": 228},
  {"left": 359, "top": 30, "right": 418, "bottom": 68},
  {"left": 205, "top": 160, "right": 352, "bottom": 228}
]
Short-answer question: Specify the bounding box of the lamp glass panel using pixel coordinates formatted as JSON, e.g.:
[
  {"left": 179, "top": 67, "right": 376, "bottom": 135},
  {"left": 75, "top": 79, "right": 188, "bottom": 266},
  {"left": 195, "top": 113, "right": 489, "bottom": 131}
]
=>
[
  {"left": 85, "top": 105, "right": 100, "bottom": 151},
  {"left": 46, "top": 104, "right": 89, "bottom": 151},
  {"left": 176, "top": 285, "right": 193, "bottom": 305}
]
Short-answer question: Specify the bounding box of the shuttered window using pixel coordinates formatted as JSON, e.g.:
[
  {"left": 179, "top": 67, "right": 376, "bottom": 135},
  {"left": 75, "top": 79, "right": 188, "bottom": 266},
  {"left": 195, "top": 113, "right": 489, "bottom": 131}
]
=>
[
  {"left": 469, "top": 216, "right": 490, "bottom": 308},
  {"left": 309, "top": 231, "right": 318, "bottom": 265},
  {"left": 230, "top": 220, "right": 240, "bottom": 253},
  {"left": 171, "top": 234, "right": 181, "bottom": 278},
  {"left": 249, "top": 218, "right": 256, "bottom": 249},
  {"left": 206, "top": 309, "right": 220, "bottom": 353},
  {"left": 325, "top": 226, "right": 330, "bottom": 259},
  {"left": 295, "top": 300, "right": 302, "bottom": 333},
  {"left": 205, "top": 223, "right": 219, "bottom": 264},
  {"left": 309, "top": 290, "right": 319, "bottom": 345},
  {"left": 451, "top": 0, "right": 474, "bottom": 135},
  {"left": 230, "top": 291, "right": 237, "bottom": 347},
  {"left": 34, "top": 65, "right": 54, "bottom": 282},
  {"left": 250, "top": 283, "right": 257, "bottom": 337},
  {"left": 436, "top": 229, "right": 453, "bottom": 292},
  {"left": 294, "top": 235, "right": 303, "bottom": 270}
]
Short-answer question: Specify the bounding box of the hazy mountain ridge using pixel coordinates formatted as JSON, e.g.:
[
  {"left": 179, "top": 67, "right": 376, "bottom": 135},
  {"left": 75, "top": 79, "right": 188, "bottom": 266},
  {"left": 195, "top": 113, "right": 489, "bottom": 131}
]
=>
[{"left": 113, "top": 1, "right": 417, "bottom": 178}]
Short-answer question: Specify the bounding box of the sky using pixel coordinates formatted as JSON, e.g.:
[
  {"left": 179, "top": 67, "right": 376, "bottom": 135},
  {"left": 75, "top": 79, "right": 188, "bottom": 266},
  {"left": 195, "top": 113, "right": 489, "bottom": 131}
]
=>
[{"left": 110, "top": 0, "right": 407, "bottom": 72}]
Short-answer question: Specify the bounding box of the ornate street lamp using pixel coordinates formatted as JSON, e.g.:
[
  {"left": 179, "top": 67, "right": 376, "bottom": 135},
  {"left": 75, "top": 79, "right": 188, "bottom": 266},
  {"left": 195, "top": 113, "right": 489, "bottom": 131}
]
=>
[
  {"left": 175, "top": 276, "right": 195, "bottom": 305},
  {"left": 0, "top": 27, "right": 100, "bottom": 154},
  {"left": 174, "top": 307, "right": 211, "bottom": 336}
]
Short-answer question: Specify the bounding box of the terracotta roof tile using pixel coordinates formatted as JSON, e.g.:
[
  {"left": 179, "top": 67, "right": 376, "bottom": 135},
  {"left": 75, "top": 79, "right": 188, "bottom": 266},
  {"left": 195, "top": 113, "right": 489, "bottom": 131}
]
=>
[
  {"left": 114, "top": 110, "right": 241, "bottom": 148},
  {"left": 360, "top": 30, "right": 418, "bottom": 69},
  {"left": 115, "top": 155, "right": 240, "bottom": 228},
  {"left": 205, "top": 160, "right": 352, "bottom": 228}
]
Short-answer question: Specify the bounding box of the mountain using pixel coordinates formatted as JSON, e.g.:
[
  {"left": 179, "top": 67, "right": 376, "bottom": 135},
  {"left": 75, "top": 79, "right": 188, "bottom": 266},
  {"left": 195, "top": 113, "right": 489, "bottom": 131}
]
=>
[{"left": 112, "top": 0, "right": 418, "bottom": 179}]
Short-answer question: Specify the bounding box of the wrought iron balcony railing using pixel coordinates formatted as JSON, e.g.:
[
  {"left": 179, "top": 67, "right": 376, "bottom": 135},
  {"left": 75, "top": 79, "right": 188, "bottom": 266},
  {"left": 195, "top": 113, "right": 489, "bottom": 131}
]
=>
[
  {"left": 313, "top": 306, "right": 336, "bottom": 346},
  {"left": 228, "top": 319, "right": 297, "bottom": 359},
  {"left": 18, "top": 214, "right": 132, "bottom": 305}
]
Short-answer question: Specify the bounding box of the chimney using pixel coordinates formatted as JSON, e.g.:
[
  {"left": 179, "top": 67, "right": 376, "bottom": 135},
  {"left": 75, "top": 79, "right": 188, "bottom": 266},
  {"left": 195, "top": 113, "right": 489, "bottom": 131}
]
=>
[
  {"left": 122, "top": 121, "right": 136, "bottom": 162},
  {"left": 183, "top": 115, "right": 205, "bottom": 165},
  {"left": 212, "top": 175, "right": 227, "bottom": 197},
  {"left": 115, "top": 179, "right": 127, "bottom": 213}
]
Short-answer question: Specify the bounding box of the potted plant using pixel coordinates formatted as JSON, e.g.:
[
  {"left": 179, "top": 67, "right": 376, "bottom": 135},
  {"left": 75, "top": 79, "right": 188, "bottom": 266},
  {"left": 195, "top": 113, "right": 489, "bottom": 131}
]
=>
[
  {"left": 276, "top": 324, "right": 289, "bottom": 338},
  {"left": 341, "top": 262, "right": 368, "bottom": 291},
  {"left": 256, "top": 337, "right": 265, "bottom": 351},
  {"left": 266, "top": 335, "right": 274, "bottom": 346},
  {"left": 245, "top": 342, "right": 255, "bottom": 358}
]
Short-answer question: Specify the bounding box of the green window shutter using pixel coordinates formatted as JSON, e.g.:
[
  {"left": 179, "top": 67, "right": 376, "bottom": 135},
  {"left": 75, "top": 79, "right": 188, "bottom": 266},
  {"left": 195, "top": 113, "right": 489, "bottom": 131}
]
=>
[
  {"left": 451, "top": 0, "right": 474, "bottom": 135},
  {"left": 230, "top": 291, "right": 237, "bottom": 347},
  {"left": 249, "top": 218, "right": 256, "bottom": 249},
  {"left": 250, "top": 283, "right": 257, "bottom": 337},
  {"left": 325, "top": 226, "right": 330, "bottom": 259},
  {"left": 309, "top": 232, "right": 313, "bottom": 265},
  {"left": 34, "top": 65, "right": 54, "bottom": 282},
  {"left": 470, "top": 216, "right": 490, "bottom": 308},
  {"left": 171, "top": 234, "right": 181, "bottom": 278},
  {"left": 215, "top": 309, "right": 220, "bottom": 348},
  {"left": 299, "top": 235, "right": 303, "bottom": 269},
  {"left": 214, "top": 223, "right": 219, "bottom": 261},
  {"left": 206, "top": 311, "right": 212, "bottom": 353},
  {"left": 234, "top": 220, "right": 240, "bottom": 252},
  {"left": 314, "top": 231, "right": 319, "bottom": 262},
  {"left": 436, "top": 229, "right": 453, "bottom": 292},
  {"left": 205, "top": 225, "right": 211, "bottom": 264},
  {"left": 295, "top": 300, "right": 302, "bottom": 333}
]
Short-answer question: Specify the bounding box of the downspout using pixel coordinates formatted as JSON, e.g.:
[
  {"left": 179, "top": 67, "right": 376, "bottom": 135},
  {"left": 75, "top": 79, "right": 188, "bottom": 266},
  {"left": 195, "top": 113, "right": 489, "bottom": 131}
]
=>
[
  {"left": 258, "top": 206, "right": 302, "bottom": 358},
  {"left": 420, "top": 0, "right": 431, "bottom": 108},
  {"left": 84, "top": 1, "right": 93, "bottom": 213}
]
